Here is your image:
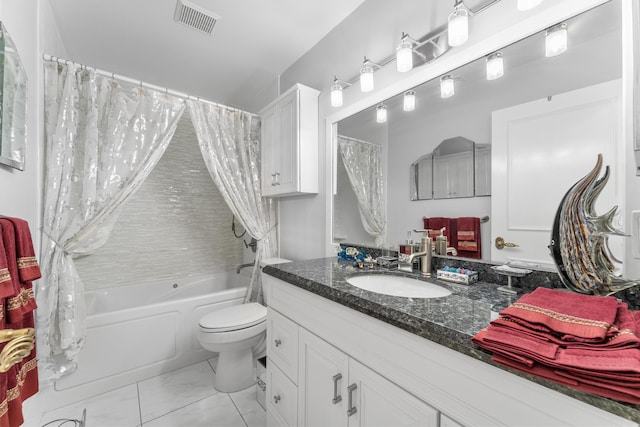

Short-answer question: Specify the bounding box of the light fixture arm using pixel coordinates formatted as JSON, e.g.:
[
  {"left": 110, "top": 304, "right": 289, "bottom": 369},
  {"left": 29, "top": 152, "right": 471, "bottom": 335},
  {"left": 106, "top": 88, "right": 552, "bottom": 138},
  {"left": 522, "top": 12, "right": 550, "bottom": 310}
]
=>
[
  {"left": 333, "top": 76, "right": 352, "bottom": 89},
  {"left": 399, "top": 32, "right": 427, "bottom": 62}
]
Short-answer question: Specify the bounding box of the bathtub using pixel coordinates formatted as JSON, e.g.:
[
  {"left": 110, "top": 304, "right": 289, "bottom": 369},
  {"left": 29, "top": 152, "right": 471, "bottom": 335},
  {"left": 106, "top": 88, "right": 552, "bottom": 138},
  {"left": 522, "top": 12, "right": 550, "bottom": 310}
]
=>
[{"left": 50, "top": 271, "right": 248, "bottom": 407}]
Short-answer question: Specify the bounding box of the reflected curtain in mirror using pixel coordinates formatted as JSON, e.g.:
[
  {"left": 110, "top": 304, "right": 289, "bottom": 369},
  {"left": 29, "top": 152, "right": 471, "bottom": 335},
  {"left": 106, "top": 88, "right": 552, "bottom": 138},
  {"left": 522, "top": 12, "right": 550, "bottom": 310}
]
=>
[{"left": 338, "top": 136, "right": 386, "bottom": 246}]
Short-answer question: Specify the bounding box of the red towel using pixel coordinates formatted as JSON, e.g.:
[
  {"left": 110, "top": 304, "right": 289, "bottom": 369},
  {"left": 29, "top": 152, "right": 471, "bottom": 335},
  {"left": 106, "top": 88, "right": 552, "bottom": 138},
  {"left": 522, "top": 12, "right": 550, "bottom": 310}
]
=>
[
  {"left": 456, "top": 217, "right": 481, "bottom": 259},
  {"left": 493, "top": 353, "right": 640, "bottom": 404},
  {"left": 499, "top": 287, "right": 619, "bottom": 342},
  {"left": 490, "top": 302, "right": 639, "bottom": 350},
  {"left": 0, "top": 218, "right": 39, "bottom": 427},
  {"left": 0, "top": 237, "right": 13, "bottom": 299},
  {"left": 472, "top": 287, "right": 640, "bottom": 404},
  {"left": 423, "top": 217, "right": 457, "bottom": 249}
]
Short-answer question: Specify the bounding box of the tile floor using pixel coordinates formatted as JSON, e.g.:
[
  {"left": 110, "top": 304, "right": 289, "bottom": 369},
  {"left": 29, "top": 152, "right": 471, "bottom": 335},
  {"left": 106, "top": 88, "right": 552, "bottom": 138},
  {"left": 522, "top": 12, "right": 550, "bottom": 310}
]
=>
[{"left": 39, "top": 358, "right": 265, "bottom": 427}]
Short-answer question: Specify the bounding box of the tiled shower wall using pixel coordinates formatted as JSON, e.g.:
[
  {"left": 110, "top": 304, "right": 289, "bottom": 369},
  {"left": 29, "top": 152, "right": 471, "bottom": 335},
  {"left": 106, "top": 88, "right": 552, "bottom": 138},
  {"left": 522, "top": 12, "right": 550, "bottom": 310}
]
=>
[{"left": 74, "top": 115, "right": 245, "bottom": 290}]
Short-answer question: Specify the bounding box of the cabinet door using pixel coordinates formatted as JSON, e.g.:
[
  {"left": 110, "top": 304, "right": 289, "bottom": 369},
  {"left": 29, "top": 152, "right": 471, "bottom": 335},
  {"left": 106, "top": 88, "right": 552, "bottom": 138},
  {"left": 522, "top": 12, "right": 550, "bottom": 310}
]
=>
[
  {"left": 274, "top": 89, "right": 298, "bottom": 194},
  {"left": 261, "top": 104, "right": 278, "bottom": 196},
  {"left": 267, "top": 362, "right": 298, "bottom": 427},
  {"left": 268, "top": 309, "right": 299, "bottom": 383},
  {"left": 348, "top": 358, "right": 439, "bottom": 427},
  {"left": 298, "top": 328, "right": 349, "bottom": 427}
]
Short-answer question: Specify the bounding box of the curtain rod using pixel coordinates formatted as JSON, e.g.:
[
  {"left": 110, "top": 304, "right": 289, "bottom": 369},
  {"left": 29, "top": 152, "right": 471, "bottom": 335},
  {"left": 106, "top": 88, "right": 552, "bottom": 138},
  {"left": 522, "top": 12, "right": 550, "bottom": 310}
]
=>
[
  {"left": 337, "top": 134, "right": 382, "bottom": 147},
  {"left": 43, "top": 54, "right": 259, "bottom": 119}
]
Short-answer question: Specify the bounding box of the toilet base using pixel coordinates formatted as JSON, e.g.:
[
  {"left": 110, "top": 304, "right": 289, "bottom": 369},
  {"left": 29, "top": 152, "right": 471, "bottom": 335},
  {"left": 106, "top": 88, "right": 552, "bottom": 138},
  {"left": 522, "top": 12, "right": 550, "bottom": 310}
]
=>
[{"left": 214, "top": 348, "right": 255, "bottom": 393}]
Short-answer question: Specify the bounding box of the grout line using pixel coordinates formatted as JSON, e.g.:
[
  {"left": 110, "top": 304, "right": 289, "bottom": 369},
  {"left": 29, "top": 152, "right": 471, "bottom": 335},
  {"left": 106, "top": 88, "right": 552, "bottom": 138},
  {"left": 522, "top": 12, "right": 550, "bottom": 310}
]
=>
[
  {"left": 136, "top": 382, "right": 143, "bottom": 427},
  {"left": 228, "top": 392, "right": 249, "bottom": 427}
]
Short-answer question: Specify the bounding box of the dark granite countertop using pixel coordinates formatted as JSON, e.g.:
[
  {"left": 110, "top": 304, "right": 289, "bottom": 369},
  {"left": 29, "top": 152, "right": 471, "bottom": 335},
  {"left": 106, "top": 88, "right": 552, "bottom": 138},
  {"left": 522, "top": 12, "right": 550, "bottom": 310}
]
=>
[{"left": 263, "top": 257, "right": 640, "bottom": 424}]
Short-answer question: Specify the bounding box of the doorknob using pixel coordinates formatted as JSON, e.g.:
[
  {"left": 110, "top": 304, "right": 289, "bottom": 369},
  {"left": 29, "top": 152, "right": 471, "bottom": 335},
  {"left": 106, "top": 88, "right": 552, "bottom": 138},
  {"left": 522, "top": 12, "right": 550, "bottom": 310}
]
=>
[{"left": 495, "top": 236, "right": 519, "bottom": 250}]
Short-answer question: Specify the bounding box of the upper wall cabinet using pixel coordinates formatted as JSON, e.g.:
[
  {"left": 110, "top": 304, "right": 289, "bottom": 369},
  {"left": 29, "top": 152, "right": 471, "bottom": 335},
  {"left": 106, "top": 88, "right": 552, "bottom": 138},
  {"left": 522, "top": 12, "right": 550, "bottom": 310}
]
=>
[{"left": 260, "top": 83, "right": 320, "bottom": 197}]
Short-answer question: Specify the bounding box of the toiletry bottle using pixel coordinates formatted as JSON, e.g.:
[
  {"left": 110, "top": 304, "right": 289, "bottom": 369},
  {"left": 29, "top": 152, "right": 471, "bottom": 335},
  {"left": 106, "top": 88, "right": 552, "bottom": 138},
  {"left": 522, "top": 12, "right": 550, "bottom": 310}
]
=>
[{"left": 436, "top": 228, "right": 447, "bottom": 255}]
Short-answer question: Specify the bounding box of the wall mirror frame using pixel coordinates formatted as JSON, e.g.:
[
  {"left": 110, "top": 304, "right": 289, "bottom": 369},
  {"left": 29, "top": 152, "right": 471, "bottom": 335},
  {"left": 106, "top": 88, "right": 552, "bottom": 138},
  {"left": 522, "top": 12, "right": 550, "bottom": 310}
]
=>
[
  {"left": 326, "top": 0, "right": 633, "bottom": 271},
  {"left": 0, "top": 21, "right": 27, "bottom": 171}
]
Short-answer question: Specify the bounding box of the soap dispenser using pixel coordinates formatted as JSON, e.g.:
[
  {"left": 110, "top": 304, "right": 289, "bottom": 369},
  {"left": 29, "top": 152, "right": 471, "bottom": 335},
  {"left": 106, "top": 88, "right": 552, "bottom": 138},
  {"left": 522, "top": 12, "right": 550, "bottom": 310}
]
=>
[{"left": 435, "top": 228, "right": 447, "bottom": 256}]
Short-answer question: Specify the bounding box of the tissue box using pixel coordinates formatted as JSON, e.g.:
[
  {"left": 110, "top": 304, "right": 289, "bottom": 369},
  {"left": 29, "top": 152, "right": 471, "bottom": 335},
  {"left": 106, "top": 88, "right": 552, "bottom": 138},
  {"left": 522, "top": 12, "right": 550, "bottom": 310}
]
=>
[{"left": 436, "top": 269, "right": 478, "bottom": 285}]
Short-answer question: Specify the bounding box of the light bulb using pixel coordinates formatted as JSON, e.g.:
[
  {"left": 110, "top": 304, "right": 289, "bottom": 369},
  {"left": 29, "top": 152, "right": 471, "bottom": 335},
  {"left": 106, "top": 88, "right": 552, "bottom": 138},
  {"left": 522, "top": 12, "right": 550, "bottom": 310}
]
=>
[
  {"left": 376, "top": 105, "right": 387, "bottom": 123},
  {"left": 517, "top": 0, "right": 543, "bottom": 10},
  {"left": 403, "top": 91, "right": 416, "bottom": 112},
  {"left": 360, "top": 64, "right": 374, "bottom": 92},
  {"left": 448, "top": 6, "right": 469, "bottom": 47},
  {"left": 396, "top": 39, "right": 413, "bottom": 72},
  {"left": 545, "top": 23, "right": 567, "bottom": 57},
  {"left": 331, "top": 82, "right": 343, "bottom": 107},
  {"left": 486, "top": 52, "right": 504, "bottom": 80},
  {"left": 440, "top": 75, "right": 455, "bottom": 98}
]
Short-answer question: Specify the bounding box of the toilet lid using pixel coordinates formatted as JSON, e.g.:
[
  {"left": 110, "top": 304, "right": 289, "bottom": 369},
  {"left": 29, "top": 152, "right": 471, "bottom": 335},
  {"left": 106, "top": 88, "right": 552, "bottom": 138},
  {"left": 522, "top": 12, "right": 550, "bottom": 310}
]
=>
[{"left": 199, "top": 302, "right": 267, "bottom": 332}]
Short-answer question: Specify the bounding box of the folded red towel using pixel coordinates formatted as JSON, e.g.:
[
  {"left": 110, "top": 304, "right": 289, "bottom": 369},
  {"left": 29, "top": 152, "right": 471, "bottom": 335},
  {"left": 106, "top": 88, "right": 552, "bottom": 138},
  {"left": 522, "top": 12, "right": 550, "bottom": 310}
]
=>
[
  {"left": 499, "top": 287, "right": 619, "bottom": 342},
  {"left": 491, "top": 302, "right": 639, "bottom": 350},
  {"left": 493, "top": 353, "right": 640, "bottom": 404}
]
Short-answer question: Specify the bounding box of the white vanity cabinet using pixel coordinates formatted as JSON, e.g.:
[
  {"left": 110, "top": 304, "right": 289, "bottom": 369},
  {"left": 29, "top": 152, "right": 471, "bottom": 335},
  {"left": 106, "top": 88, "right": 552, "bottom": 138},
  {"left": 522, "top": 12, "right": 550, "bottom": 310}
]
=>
[
  {"left": 298, "top": 328, "right": 438, "bottom": 427},
  {"left": 260, "top": 83, "right": 320, "bottom": 197},
  {"left": 264, "top": 274, "right": 637, "bottom": 427}
]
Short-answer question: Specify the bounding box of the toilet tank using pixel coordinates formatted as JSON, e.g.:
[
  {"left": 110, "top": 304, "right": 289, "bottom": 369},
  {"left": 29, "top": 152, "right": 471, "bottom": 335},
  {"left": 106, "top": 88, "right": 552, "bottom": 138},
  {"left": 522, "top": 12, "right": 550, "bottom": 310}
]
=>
[{"left": 260, "top": 257, "right": 291, "bottom": 304}]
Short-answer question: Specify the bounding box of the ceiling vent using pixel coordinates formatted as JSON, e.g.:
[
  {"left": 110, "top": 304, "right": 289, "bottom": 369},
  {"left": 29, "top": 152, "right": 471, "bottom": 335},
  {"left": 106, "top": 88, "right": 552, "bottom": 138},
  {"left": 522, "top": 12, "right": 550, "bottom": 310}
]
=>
[{"left": 174, "top": 0, "right": 220, "bottom": 35}]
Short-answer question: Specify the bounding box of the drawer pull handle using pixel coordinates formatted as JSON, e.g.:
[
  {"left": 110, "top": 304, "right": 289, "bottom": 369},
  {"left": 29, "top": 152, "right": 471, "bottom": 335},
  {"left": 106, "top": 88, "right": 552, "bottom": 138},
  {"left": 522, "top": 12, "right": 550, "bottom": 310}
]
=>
[
  {"left": 347, "top": 383, "right": 357, "bottom": 416},
  {"left": 274, "top": 339, "right": 282, "bottom": 347},
  {"left": 273, "top": 394, "right": 281, "bottom": 404},
  {"left": 332, "top": 373, "right": 342, "bottom": 404}
]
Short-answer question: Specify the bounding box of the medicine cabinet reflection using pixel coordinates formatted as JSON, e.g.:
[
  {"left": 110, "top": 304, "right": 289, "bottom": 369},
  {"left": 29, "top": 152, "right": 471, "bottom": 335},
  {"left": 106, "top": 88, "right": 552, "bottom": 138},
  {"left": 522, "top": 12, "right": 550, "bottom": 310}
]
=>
[
  {"left": 0, "top": 22, "right": 27, "bottom": 171},
  {"left": 410, "top": 137, "right": 490, "bottom": 200}
]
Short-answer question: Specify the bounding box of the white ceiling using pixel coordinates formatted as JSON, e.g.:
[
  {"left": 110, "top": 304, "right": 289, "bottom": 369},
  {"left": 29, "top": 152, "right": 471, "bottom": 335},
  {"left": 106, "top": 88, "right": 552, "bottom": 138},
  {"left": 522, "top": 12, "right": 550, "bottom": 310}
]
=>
[{"left": 48, "top": 0, "right": 367, "bottom": 111}]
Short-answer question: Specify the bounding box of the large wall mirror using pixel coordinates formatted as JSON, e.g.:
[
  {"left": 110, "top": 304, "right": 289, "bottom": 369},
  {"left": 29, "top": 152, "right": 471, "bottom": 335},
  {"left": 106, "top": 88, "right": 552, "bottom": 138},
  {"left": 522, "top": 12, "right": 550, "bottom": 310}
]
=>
[
  {"left": 0, "top": 22, "right": 27, "bottom": 171},
  {"left": 332, "top": 0, "right": 624, "bottom": 269}
]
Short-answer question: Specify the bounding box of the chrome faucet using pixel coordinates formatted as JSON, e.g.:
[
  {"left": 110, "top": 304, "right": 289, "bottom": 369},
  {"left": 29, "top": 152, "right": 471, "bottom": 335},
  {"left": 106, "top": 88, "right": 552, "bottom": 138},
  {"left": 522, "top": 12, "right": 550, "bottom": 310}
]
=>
[
  {"left": 236, "top": 262, "right": 255, "bottom": 274},
  {"left": 446, "top": 247, "right": 458, "bottom": 256}
]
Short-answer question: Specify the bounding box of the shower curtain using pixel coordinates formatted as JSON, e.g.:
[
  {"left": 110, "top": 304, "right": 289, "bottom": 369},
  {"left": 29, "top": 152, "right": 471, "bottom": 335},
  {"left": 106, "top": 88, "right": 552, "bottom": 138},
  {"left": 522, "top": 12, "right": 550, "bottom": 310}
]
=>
[
  {"left": 338, "top": 136, "right": 386, "bottom": 246},
  {"left": 39, "top": 62, "right": 185, "bottom": 381},
  {"left": 188, "top": 101, "right": 277, "bottom": 304}
]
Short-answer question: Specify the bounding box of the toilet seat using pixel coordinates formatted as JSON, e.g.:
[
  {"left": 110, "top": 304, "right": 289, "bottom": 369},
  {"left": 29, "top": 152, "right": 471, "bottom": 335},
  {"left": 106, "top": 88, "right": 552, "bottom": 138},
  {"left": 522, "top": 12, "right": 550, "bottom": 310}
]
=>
[{"left": 199, "top": 302, "right": 267, "bottom": 332}]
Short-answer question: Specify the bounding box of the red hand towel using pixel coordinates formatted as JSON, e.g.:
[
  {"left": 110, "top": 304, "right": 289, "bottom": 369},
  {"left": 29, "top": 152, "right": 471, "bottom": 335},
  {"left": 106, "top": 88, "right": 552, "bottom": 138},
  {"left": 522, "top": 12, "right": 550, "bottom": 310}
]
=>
[
  {"left": 498, "top": 287, "right": 619, "bottom": 342},
  {"left": 2, "top": 217, "right": 40, "bottom": 283},
  {"left": 456, "top": 217, "right": 480, "bottom": 259},
  {"left": 423, "top": 217, "right": 456, "bottom": 249}
]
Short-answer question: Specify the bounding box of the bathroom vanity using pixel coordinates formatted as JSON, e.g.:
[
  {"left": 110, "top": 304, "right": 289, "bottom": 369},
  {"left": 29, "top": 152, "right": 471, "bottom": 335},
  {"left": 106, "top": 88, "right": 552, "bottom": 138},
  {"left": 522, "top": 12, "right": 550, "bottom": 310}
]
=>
[{"left": 263, "top": 258, "right": 640, "bottom": 426}]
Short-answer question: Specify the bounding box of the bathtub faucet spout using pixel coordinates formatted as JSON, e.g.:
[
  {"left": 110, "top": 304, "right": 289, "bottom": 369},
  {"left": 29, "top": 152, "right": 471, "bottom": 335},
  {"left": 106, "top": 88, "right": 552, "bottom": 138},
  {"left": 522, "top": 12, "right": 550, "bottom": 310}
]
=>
[{"left": 236, "top": 262, "right": 255, "bottom": 274}]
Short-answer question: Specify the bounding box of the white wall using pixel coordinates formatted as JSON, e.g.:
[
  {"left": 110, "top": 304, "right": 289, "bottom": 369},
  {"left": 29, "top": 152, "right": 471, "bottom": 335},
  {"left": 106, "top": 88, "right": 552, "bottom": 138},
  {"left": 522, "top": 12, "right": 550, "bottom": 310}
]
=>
[{"left": 275, "top": 0, "right": 610, "bottom": 260}]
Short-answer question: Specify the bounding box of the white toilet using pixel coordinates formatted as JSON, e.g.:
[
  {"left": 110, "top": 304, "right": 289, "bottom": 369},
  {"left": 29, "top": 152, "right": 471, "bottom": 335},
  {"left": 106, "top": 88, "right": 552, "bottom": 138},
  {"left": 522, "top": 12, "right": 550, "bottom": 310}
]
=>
[{"left": 197, "top": 257, "right": 290, "bottom": 392}]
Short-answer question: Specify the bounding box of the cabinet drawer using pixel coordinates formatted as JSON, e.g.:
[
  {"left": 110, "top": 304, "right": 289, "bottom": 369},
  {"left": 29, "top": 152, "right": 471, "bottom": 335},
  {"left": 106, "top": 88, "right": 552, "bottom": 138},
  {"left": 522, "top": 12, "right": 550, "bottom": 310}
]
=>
[
  {"left": 267, "top": 362, "right": 298, "bottom": 427},
  {"left": 268, "top": 308, "right": 299, "bottom": 383}
]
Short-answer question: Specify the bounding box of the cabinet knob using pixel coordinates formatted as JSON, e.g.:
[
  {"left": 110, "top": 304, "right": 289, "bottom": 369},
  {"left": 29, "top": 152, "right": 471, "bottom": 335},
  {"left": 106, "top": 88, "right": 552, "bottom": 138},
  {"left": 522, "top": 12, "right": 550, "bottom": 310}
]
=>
[
  {"left": 274, "top": 339, "right": 282, "bottom": 347},
  {"left": 273, "top": 394, "right": 281, "bottom": 404}
]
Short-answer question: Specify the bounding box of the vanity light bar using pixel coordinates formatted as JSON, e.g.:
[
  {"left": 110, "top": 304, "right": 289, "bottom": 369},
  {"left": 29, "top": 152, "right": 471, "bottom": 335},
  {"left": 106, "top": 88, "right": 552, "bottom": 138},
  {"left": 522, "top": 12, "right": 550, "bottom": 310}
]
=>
[{"left": 328, "top": 0, "right": 552, "bottom": 108}]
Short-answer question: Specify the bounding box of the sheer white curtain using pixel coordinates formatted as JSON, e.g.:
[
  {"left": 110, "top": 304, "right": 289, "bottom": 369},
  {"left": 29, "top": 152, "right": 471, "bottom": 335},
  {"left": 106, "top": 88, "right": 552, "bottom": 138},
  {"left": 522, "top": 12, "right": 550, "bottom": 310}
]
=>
[
  {"left": 38, "top": 62, "right": 186, "bottom": 381},
  {"left": 338, "top": 136, "right": 386, "bottom": 246},
  {"left": 188, "top": 101, "right": 277, "bottom": 303}
]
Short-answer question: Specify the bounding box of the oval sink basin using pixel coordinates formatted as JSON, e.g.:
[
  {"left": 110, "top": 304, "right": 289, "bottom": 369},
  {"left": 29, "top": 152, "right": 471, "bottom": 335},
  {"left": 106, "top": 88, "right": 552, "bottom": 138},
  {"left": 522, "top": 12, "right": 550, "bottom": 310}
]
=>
[{"left": 346, "top": 275, "right": 452, "bottom": 298}]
